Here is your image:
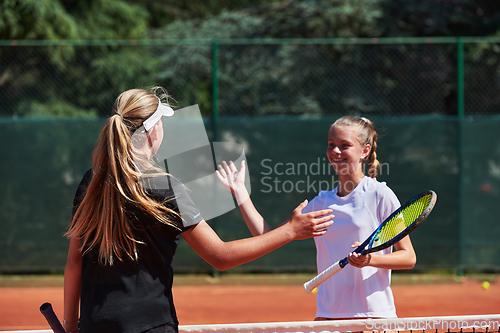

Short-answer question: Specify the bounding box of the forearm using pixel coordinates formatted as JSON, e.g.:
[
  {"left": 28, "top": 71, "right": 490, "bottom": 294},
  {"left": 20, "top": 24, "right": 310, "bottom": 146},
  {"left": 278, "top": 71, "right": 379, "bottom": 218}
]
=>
[
  {"left": 183, "top": 203, "right": 333, "bottom": 272},
  {"left": 367, "top": 248, "right": 416, "bottom": 270},
  {"left": 235, "top": 187, "right": 272, "bottom": 236},
  {"left": 218, "top": 223, "right": 298, "bottom": 269},
  {"left": 184, "top": 221, "right": 294, "bottom": 271},
  {"left": 64, "top": 238, "right": 82, "bottom": 332},
  {"left": 64, "top": 270, "right": 81, "bottom": 332},
  {"left": 217, "top": 160, "right": 273, "bottom": 236}
]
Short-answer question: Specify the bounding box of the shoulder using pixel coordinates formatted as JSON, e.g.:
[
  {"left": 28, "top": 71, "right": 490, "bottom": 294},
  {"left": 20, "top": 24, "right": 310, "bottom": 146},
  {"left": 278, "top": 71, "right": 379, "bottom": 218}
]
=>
[
  {"left": 360, "top": 177, "right": 399, "bottom": 209},
  {"left": 361, "top": 178, "right": 400, "bottom": 221},
  {"left": 317, "top": 189, "right": 336, "bottom": 199},
  {"left": 376, "top": 180, "right": 398, "bottom": 204},
  {"left": 313, "top": 189, "right": 339, "bottom": 203},
  {"left": 304, "top": 189, "right": 337, "bottom": 212},
  {"left": 75, "top": 169, "right": 94, "bottom": 199},
  {"left": 73, "top": 169, "right": 93, "bottom": 206},
  {"left": 142, "top": 174, "right": 180, "bottom": 199},
  {"left": 361, "top": 177, "right": 396, "bottom": 199},
  {"left": 362, "top": 176, "right": 383, "bottom": 190},
  {"left": 147, "top": 175, "right": 204, "bottom": 228},
  {"left": 80, "top": 169, "right": 93, "bottom": 187}
]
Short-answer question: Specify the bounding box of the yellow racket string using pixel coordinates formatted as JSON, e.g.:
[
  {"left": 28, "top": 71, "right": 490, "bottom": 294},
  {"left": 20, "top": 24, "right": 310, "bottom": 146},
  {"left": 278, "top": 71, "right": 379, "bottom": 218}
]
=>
[{"left": 371, "top": 193, "right": 432, "bottom": 248}]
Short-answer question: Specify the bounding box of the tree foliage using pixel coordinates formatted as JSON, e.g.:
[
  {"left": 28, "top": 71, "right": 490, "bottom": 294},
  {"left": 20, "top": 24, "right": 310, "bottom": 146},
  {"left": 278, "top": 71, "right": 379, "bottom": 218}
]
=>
[
  {"left": 151, "top": 0, "right": 500, "bottom": 116},
  {"left": 380, "top": 0, "right": 500, "bottom": 37},
  {"left": 1, "top": 0, "right": 500, "bottom": 117},
  {"left": 0, "top": 0, "right": 150, "bottom": 117},
  {"left": 152, "top": 0, "right": 387, "bottom": 116},
  {"left": 0, "top": 0, "right": 78, "bottom": 40}
]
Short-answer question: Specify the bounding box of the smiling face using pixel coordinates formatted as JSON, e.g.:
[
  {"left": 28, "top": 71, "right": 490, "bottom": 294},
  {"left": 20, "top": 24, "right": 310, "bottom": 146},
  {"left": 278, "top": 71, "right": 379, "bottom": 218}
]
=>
[{"left": 327, "top": 125, "right": 371, "bottom": 181}]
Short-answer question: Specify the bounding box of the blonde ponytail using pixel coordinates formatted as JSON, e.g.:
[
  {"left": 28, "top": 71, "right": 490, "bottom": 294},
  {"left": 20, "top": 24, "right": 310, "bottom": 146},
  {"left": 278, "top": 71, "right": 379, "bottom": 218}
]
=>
[
  {"left": 67, "top": 87, "right": 181, "bottom": 266},
  {"left": 364, "top": 121, "right": 379, "bottom": 179}
]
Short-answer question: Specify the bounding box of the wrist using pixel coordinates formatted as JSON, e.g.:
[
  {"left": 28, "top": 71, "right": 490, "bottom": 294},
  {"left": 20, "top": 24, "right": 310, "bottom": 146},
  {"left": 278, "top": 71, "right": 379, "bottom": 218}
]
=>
[
  {"left": 63, "top": 318, "right": 79, "bottom": 332},
  {"left": 364, "top": 253, "right": 375, "bottom": 267},
  {"left": 280, "top": 220, "right": 296, "bottom": 242},
  {"left": 232, "top": 186, "right": 249, "bottom": 205},
  {"left": 64, "top": 326, "right": 79, "bottom": 333}
]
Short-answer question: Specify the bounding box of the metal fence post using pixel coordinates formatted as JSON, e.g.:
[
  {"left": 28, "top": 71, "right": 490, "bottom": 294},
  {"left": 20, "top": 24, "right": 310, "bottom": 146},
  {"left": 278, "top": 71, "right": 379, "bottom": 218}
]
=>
[
  {"left": 212, "top": 39, "right": 220, "bottom": 124},
  {"left": 457, "top": 37, "right": 465, "bottom": 275},
  {"left": 211, "top": 39, "right": 220, "bottom": 277},
  {"left": 457, "top": 37, "right": 465, "bottom": 118}
]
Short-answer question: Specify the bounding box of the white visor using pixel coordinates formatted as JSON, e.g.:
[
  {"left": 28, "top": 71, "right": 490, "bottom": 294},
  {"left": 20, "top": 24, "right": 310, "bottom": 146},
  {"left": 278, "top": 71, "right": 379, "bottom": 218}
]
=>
[
  {"left": 131, "top": 104, "right": 251, "bottom": 225},
  {"left": 143, "top": 97, "right": 174, "bottom": 132}
]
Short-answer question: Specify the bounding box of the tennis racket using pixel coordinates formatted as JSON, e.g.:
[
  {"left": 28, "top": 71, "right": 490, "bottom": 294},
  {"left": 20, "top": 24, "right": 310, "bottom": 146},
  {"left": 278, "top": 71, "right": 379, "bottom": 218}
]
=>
[
  {"left": 40, "top": 302, "right": 65, "bottom": 333},
  {"left": 303, "top": 190, "right": 437, "bottom": 293}
]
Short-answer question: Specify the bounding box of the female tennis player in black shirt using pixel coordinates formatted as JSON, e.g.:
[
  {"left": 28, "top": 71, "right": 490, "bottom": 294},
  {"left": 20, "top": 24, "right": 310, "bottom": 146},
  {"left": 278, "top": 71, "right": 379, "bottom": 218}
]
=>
[{"left": 63, "top": 87, "right": 334, "bottom": 333}]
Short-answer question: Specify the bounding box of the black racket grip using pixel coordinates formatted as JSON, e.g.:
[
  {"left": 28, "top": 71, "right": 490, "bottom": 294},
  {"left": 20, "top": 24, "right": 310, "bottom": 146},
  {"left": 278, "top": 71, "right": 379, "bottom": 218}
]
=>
[{"left": 40, "top": 302, "right": 66, "bottom": 333}]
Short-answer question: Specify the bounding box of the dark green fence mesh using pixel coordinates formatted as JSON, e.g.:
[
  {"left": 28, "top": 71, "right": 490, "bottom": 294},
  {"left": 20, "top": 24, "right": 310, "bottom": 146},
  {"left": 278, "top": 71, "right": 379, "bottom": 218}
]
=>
[
  {"left": 1, "top": 116, "right": 499, "bottom": 273},
  {"left": 1, "top": 37, "right": 500, "bottom": 118}
]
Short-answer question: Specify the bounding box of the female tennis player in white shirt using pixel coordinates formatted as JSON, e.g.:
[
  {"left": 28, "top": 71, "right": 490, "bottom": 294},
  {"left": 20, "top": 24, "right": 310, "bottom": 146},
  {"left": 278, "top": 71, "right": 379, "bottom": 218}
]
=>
[{"left": 217, "top": 116, "right": 416, "bottom": 321}]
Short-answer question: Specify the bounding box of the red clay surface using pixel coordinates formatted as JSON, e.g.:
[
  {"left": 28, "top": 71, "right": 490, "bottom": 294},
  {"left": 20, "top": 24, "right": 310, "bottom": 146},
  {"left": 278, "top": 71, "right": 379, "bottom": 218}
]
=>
[{"left": 1, "top": 278, "right": 499, "bottom": 331}]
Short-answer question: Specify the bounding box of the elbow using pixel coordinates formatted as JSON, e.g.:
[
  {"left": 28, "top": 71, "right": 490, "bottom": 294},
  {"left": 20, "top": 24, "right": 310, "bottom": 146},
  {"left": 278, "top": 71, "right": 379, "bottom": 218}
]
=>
[
  {"left": 195, "top": 244, "right": 237, "bottom": 271},
  {"left": 211, "top": 261, "right": 233, "bottom": 272},
  {"left": 66, "top": 253, "right": 82, "bottom": 267},
  {"left": 215, "top": 265, "right": 231, "bottom": 272},
  {"left": 405, "top": 262, "right": 416, "bottom": 270},
  {"left": 405, "top": 255, "right": 417, "bottom": 270},
  {"left": 207, "top": 254, "right": 235, "bottom": 271},
  {"left": 64, "top": 257, "right": 82, "bottom": 275},
  {"left": 410, "top": 257, "right": 417, "bottom": 269}
]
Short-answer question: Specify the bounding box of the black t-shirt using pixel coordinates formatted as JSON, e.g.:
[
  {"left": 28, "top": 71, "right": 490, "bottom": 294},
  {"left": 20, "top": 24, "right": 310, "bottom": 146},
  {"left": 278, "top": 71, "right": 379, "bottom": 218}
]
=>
[{"left": 72, "top": 169, "right": 203, "bottom": 333}]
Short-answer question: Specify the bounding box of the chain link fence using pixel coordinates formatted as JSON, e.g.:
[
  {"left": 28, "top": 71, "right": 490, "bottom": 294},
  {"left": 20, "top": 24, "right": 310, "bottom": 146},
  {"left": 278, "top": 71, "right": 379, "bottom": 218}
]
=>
[{"left": 1, "top": 37, "right": 500, "bottom": 118}]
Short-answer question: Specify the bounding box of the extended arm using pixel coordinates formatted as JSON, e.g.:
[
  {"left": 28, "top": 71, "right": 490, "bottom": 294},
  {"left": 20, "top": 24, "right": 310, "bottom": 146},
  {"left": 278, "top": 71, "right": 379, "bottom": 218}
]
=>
[
  {"left": 63, "top": 237, "right": 82, "bottom": 333},
  {"left": 182, "top": 200, "right": 333, "bottom": 271}
]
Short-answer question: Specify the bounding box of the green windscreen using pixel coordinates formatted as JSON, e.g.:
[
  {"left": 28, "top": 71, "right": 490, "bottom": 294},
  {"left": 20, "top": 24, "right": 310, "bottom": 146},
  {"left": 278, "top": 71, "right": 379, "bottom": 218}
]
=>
[{"left": 1, "top": 117, "right": 499, "bottom": 273}]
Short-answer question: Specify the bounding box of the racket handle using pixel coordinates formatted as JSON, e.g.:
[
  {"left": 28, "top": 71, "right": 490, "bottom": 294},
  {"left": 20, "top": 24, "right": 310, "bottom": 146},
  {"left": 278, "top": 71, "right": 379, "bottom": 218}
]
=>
[
  {"left": 303, "top": 257, "right": 348, "bottom": 293},
  {"left": 40, "top": 302, "right": 66, "bottom": 333}
]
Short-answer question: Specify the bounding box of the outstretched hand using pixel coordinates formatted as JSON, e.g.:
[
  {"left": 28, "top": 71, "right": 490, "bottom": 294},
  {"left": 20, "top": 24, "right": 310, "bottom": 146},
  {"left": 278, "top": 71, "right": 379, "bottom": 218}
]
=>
[
  {"left": 216, "top": 160, "right": 246, "bottom": 193},
  {"left": 216, "top": 160, "right": 249, "bottom": 205},
  {"left": 285, "top": 200, "right": 334, "bottom": 240}
]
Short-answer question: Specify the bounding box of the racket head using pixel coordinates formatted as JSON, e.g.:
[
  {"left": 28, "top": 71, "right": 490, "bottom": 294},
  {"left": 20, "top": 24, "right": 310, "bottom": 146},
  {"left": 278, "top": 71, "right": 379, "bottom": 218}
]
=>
[{"left": 363, "top": 190, "right": 437, "bottom": 254}]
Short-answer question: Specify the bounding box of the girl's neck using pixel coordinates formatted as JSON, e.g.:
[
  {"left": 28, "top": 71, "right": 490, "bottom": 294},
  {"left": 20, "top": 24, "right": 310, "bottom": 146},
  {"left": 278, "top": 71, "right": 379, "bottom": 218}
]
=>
[{"left": 337, "top": 171, "right": 366, "bottom": 197}]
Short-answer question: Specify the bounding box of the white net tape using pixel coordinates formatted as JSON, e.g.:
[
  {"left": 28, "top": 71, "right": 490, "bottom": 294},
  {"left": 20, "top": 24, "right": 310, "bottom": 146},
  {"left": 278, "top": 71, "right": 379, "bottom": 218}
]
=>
[
  {"left": 4, "top": 315, "right": 500, "bottom": 333},
  {"left": 179, "top": 315, "right": 500, "bottom": 333}
]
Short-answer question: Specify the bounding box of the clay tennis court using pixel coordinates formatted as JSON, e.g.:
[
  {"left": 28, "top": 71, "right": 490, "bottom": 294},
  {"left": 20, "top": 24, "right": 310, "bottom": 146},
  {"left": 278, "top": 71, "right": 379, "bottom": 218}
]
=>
[{"left": 0, "top": 274, "right": 498, "bottom": 331}]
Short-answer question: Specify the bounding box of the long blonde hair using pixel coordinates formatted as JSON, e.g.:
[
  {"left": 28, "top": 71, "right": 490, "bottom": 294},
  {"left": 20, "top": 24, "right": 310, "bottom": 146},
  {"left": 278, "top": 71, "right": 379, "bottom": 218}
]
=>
[
  {"left": 66, "top": 87, "right": 181, "bottom": 266},
  {"left": 331, "top": 116, "right": 380, "bottom": 179}
]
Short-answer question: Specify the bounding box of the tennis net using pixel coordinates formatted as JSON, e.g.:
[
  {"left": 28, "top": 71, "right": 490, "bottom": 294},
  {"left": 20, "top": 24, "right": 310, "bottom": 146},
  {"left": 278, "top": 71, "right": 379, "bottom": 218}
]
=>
[
  {"left": 3, "top": 314, "right": 500, "bottom": 333},
  {"left": 179, "top": 315, "right": 500, "bottom": 333}
]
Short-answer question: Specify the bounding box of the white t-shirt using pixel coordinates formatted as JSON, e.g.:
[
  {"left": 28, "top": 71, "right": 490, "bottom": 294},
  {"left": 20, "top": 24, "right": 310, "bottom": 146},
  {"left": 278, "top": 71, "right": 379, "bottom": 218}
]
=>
[{"left": 304, "top": 176, "right": 400, "bottom": 319}]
